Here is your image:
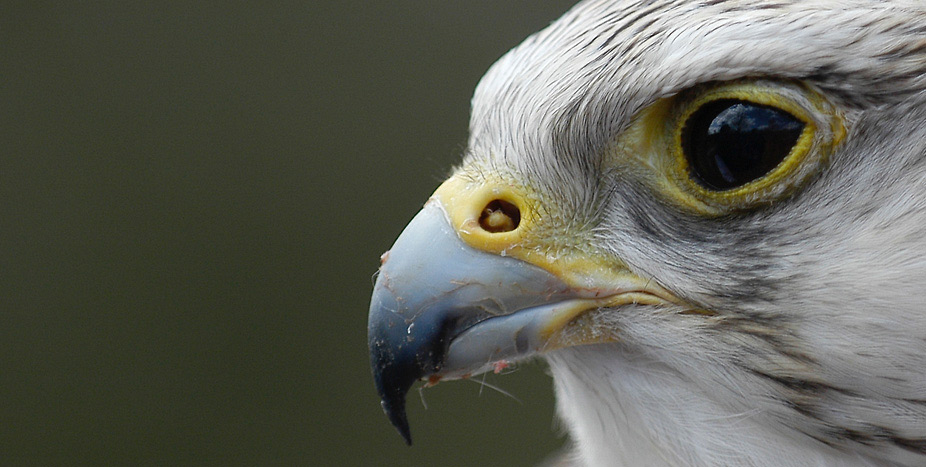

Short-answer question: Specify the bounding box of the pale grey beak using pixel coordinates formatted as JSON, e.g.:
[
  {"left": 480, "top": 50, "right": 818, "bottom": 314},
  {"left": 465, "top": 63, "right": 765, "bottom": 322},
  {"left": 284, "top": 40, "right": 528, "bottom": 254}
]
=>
[{"left": 367, "top": 200, "right": 580, "bottom": 445}]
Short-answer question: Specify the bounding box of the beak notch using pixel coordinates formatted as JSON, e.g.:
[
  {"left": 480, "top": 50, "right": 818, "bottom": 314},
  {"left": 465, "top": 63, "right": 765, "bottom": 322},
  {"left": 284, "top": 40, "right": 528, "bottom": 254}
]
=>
[
  {"left": 369, "top": 297, "right": 489, "bottom": 446},
  {"left": 367, "top": 195, "right": 674, "bottom": 445},
  {"left": 367, "top": 200, "right": 571, "bottom": 445}
]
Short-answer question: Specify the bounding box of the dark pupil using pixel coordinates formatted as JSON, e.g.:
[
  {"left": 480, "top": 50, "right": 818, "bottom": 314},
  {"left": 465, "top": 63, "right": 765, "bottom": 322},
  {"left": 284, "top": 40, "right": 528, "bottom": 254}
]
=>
[{"left": 683, "top": 99, "right": 805, "bottom": 190}]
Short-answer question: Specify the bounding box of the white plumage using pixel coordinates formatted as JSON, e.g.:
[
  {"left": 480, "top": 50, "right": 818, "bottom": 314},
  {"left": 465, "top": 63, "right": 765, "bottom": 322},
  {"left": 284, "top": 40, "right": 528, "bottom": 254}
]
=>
[{"left": 369, "top": 1, "right": 926, "bottom": 465}]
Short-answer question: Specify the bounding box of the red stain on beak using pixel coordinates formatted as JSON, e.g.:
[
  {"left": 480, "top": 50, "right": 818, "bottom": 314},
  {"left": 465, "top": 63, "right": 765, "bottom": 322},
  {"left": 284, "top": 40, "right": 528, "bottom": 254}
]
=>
[{"left": 493, "top": 360, "right": 511, "bottom": 374}]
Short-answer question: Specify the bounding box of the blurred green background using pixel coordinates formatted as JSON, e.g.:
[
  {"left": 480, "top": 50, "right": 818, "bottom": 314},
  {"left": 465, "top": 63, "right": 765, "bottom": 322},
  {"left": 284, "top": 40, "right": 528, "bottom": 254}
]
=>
[{"left": 2, "top": 1, "right": 578, "bottom": 465}]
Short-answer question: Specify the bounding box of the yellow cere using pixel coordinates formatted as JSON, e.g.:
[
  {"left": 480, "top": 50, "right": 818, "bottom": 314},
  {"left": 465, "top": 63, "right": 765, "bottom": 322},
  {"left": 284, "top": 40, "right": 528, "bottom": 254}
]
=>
[
  {"left": 430, "top": 173, "right": 689, "bottom": 350},
  {"left": 432, "top": 174, "right": 636, "bottom": 292},
  {"left": 432, "top": 174, "right": 532, "bottom": 255}
]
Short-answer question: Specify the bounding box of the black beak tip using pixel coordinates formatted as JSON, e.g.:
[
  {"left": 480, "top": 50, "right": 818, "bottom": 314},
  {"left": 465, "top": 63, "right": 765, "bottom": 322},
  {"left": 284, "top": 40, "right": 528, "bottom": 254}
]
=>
[
  {"left": 369, "top": 293, "right": 459, "bottom": 447},
  {"left": 369, "top": 316, "right": 423, "bottom": 447},
  {"left": 381, "top": 397, "right": 412, "bottom": 446},
  {"left": 372, "top": 352, "right": 417, "bottom": 445}
]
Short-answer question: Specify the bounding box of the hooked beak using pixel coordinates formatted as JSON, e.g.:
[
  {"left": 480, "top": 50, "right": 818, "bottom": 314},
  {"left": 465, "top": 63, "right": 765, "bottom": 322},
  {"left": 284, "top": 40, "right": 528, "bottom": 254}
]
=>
[{"left": 368, "top": 178, "right": 677, "bottom": 445}]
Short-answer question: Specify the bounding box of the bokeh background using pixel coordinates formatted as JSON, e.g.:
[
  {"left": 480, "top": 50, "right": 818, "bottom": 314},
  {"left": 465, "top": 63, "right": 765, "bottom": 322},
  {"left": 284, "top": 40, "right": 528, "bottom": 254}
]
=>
[{"left": 3, "top": 1, "right": 579, "bottom": 465}]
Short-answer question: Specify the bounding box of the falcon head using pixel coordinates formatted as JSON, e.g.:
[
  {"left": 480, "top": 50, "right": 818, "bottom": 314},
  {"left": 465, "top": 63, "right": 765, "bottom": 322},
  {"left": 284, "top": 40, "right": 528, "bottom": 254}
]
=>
[{"left": 368, "top": 1, "right": 926, "bottom": 465}]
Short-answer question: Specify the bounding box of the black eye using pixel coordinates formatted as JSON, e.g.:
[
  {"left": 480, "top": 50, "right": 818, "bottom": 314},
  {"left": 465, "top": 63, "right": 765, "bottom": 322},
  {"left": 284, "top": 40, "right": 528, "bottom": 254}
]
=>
[{"left": 682, "top": 99, "right": 805, "bottom": 191}]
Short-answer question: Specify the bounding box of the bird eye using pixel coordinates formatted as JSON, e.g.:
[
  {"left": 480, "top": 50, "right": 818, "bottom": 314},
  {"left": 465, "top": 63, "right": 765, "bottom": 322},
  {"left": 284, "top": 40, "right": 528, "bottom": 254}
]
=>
[
  {"left": 682, "top": 100, "right": 805, "bottom": 191},
  {"left": 630, "top": 80, "right": 847, "bottom": 214}
]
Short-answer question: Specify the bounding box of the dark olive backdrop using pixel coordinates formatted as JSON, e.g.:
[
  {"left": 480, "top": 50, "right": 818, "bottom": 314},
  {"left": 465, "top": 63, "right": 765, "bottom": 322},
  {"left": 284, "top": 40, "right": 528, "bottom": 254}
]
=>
[{"left": 2, "top": 1, "right": 579, "bottom": 466}]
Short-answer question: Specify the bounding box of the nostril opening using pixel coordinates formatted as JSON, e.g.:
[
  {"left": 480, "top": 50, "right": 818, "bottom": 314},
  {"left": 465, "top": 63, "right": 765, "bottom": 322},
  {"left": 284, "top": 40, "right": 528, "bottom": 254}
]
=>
[{"left": 479, "top": 199, "right": 521, "bottom": 233}]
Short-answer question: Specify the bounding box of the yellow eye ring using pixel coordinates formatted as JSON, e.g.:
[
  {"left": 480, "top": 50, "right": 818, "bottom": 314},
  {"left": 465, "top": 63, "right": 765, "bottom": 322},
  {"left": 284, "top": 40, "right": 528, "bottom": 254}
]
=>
[{"left": 665, "top": 80, "right": 844, "bottom": 214}]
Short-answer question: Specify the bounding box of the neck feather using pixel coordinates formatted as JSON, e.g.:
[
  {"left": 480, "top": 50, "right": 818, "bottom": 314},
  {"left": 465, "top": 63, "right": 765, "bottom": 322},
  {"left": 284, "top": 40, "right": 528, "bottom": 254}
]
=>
[{"left": 545, "top": 345, "right": 878, "bottom": 467}]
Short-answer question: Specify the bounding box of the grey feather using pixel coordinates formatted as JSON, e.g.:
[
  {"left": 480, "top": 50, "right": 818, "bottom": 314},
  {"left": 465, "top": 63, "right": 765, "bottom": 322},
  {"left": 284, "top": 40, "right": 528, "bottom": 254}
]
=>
[{"left": 457, "top": 1, "right": 926, "bottom": 465}]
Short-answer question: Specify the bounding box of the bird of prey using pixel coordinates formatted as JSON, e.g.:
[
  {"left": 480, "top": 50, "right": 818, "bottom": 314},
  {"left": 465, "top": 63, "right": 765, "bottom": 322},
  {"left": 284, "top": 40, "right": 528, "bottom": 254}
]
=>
[{"left": 368, "top": 1, "right": 926, "bottom": 465}]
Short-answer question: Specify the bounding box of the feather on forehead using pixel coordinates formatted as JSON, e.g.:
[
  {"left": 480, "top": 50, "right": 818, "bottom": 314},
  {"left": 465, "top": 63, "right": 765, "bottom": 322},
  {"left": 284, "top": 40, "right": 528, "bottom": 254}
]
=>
[{"left": 469, "top": 0, "right": 926, "bottom": 163}]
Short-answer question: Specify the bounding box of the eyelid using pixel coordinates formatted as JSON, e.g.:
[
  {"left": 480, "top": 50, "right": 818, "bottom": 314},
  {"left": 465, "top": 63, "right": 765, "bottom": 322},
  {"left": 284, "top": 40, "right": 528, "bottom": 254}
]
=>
[
  {"left": 682, "top": 99, "right": 807, "bottom": 191},
  {"left": 675, "top": 93, "right": 814, "bottom": 198},
  {"left": 662, "top": 80, "right": 844, "bottom": 215}
]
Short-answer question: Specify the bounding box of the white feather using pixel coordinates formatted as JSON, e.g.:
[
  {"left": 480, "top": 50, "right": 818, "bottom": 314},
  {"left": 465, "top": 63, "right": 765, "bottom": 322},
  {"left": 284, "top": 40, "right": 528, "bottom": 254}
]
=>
[{"left": 460, "top": 1, "right": 926, "bottom": 465}]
